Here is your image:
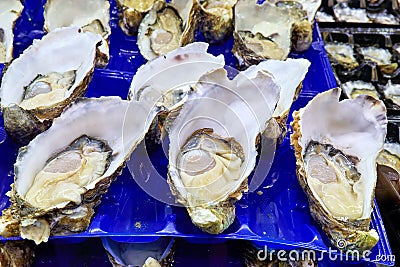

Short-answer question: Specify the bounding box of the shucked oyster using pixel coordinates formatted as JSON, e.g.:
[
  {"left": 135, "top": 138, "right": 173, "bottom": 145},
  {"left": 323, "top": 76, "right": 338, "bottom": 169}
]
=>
[
  {"left": 291, "top": 88, "right": 387, "bottom": 252},
  {"left": 168, "top": 66, "right": 280, "bottom": 234},
  {"left": 44, "top": 0, "right": 111, "bottom": 66},
  {"left": 324, "top": 43, "right": 359, "bottom": 69},
  {"left": 138, "top": 0, "right": 199, "bottom": 60},
  {"left": 197, "top": 0, "right": 237, "bottom": 43},
  {"left": 342, "top": 80, "right": 380, "bottom": 100},
  {"left": 0, "top": 0, "right": 23, "bottom": 63},
  {"left": 0, "top": 97, "right": 159, "bottom": 244},
  {"left": 116, "top": 0, "right": 157, "bottom": 35},
  {"left": 103, "top": 237, "right": 175, "bottom": 267},
  {"left": 359, "top": 47, "right": 398, "bottom": 75},
  {"left": 383, "top": 80, "right": 400, "bottom": 107},
  {"left": 0, "top": 27, "right": 102, "bottom": 145},
  {"left": 128, "top": 42, "right": 224, "bottom": 140}
]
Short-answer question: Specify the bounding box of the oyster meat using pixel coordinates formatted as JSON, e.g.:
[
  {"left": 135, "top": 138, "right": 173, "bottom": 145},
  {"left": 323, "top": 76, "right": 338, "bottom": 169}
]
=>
[
  {"left": 197, "top": 0, "right": 237, "bottom": 43},
  {"left": 44, "top": 0, "right": 111, "bottom": 66},
  {"left": 0, "top": 27, "right": 102, "bottom": 145},
  {"left": 342, "top": 80, "right": 380, "bottom": 100},
  {"left": 291, "top": 88, "right": 387, "bottom": 252},
  {"left": 168, "top": 66, "right": 280, "bottom": 233},
  {"left": 128, "top": 42, "right": 224, "bottom": 139},
  {"left": 138, "top": 0, "right": 199, "bottom": 60},
  {"left": 0, "top": 0, "right": 23, "bottom": 63},
  {"left": 359, "top": 47, "right": 397, "bottom": 74},
  {"left": 383, "top": 80, "right": 400, "bottom": 107},
  {"left": 324, "top": 42, "right": 359, "bottom": 69},
  {"left": 0, "top": 97, "right": 159, "bottom": 244},
  {"left": 103, "top": 237, "right": 174, "bottom": 267},
  {"left": 315, "top": 11, "right": 335, "bottom": 22},
  {"left": 116, "top": 0, "right": 157, "bottom": 35}
]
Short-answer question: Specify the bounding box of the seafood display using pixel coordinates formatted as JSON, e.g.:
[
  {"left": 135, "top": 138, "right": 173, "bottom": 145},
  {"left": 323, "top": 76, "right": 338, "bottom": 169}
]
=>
[
  {"left": 291, "top": 88, "right": 387, "bottom": 252},
  {"left": 0, "top": 0, "right": 23, "bottom": 63},
  {"left": 44, "top": 0, "right": 111, "bottom": 66},
  {"left": 137, "top": 0, "right": 199, "bottom": 60},
  {"left": 0, "top": 97, "right": 159, "bottom": 244},
  {"left": 0, "top": 27, "right": 102, "bottom": 145},
  {"left": 103, "top": 237, "right": 174, "bottom": 267},
  {"left": 324, "top": 42, "right": 359, "bottom": 70}
]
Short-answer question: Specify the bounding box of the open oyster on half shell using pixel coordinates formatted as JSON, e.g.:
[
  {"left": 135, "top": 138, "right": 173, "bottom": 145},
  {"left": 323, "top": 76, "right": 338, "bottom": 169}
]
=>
[
  {"left": 324, "top": 42, "right": 359, "bottom": 70},
  {"left": 128, "top": 42, "right": 224, "bottom": 141},
  {"left": 168, "top": 66, "right": 280, "bottom": 234},
  {"left": 0, "top": 96, "right": 159, "bottom": 244},
  {"left": 383, "top": 80, "right": 400, "bottom": 107},
  {"left": 116, "top": 0, "right": 157, "bottom": 35},
  {"left": 0, "top": 0, "right": 23, "bottom": 63},
  {"left": 44, "top": 0, "right": 111, "bottom": 67},
  {"left": 197, "top": 0, "right": 237, "bottom": 43},
  {"left": 359, "top": 47, "right": 398, "bottom": 75},
  {"left": 138, "top": 0, "right": 200, "bottom": 60},
  {"left": 291, "top": 88, "right": 387, "bottom": 252},
  {"left": 0, "top": 27, "right": 102, "bottom": 145},
  {"left": 233, "top": 0, "right": 314, "bottom": 67},
  {"left": 342, "top": 80, "right": 380, "bottom": 100}
]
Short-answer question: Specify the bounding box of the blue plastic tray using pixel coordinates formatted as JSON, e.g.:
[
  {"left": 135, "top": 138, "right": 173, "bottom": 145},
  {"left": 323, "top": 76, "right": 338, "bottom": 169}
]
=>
[{"left": 0, "top": 0, "right": 393, "bottom": 266}]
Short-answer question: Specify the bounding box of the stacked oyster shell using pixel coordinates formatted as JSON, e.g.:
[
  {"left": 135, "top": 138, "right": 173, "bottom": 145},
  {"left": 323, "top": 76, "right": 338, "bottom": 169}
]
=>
[
  {"left": 291, "top": 88, "right": 387, "bottom": 252},
  {"left": 0, "top": 27, "right": 102, "bottom": 145},
  {"left": 0, "top": 0, "right": 23, "bottom": 63},
  {"left": 0, "top": 97, "right": 159, "bottom": 244}
]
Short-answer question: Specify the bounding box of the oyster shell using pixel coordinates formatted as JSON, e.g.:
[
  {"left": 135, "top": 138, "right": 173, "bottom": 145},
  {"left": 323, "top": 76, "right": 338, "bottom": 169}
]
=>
[
  {"left": 0, "top": 96, "right": 159, "bottom": 244},
  {"left": 324, "top": 43, "right": 359, "bottom": 69},
  {"left": 128, "top": 42, "right": 224, "bottom": 139},
  {"left": 138, "top": 0, "right": 199, "bottom": 60},
  {"left": 0, "top": 27, "right": 102, "bottom": 145},
  {"left": 0, "top": 0, "right": 23, "bottom": 63},
  {"left": 342, "top": 80, "right": 380, "bottom": 100},
  {"left": 103, "top": 237, "right": 175, "bottom": 267},
  {"left": 0, "top": 240, "right": 36, "bottom": 267},
  {"left": 116, "top": 0, "right": 157, "bottom": 35},
  {"left": 290, "top": 88, "right": 387, "bottom": 252},
  {"left": 383, "top": 80, "right": 400, "bottom": 107},
  {"left": 377, "top": 142, "right": 400, "bottom": 193},
  {"left": 168, "top": 66, "right": 280, "bottom": 233},
  {"left": 359, "top": 47, "right": 397, "bottom": 75},
  {"left": 44, "top": 0, "right": 111, "bottom": 67},
  {"left": 197, "top": 0, "right": 237, "bottom": 43},
  {"left": 234, "top": 0, "right": 297, "bottom": 66}
]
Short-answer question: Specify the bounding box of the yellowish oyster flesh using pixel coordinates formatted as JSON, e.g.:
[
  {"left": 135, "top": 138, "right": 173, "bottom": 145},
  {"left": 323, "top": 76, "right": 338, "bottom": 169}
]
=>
[
  {"left": 25, "top": 135, "right": 112, "bottom": 210},
  {"left": 19, "top": 71, "right": 76, "bottom": 110},
  {"left": 305, "top": 142, "right": 363, "bottom": 220}
]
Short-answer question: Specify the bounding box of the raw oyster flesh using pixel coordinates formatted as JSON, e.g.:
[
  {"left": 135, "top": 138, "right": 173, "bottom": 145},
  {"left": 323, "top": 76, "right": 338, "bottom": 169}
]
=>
[
  {"left": 0, "top": 97, "right": 159, "bottom": 244},
  {"left": 168, "top": 65, "right": 280, "bottom": 234},
  {"left": 0, "top": 0, "right": 23, "bottom": 63},
  {"left": 342, "top": 80, "right": 379, "bottom": 100},
  {"left": 128, "top": 42, "right": 224, "bottom": 139},
  {"left": 383, "top": 80, "right": 400, "bottom": 107},
  {"left": 103, "top": 237, "right": 175, "bottom": 267},
  {"left": 138, "top": 0, "right": 199, "bottom": 60},
  {"left": 324, "top": 43, "right": 359, "bottom": 69},
  {"left": 377, "top": 143, "right": 400, "bottom": 194},
  {"left": 116, "top": 0, "right": 157, "bottom": 35},
  {"left": 197, "top": 0, "right": 237, "bottom": 43},
  {"left": 291, "top": 88, "right": 387, "bottom": 252},
  {"left": 44, "top": 0, "right": 111, "bottom": 66},
  {"left": 333, "top": 3, "right": 371, "bottom": 23},
  {"left": 0, "top": 27, "right": 102, "bottom": 145},
  {"left": 359, "top": 47, "right": 397, "bottom": 74}
]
